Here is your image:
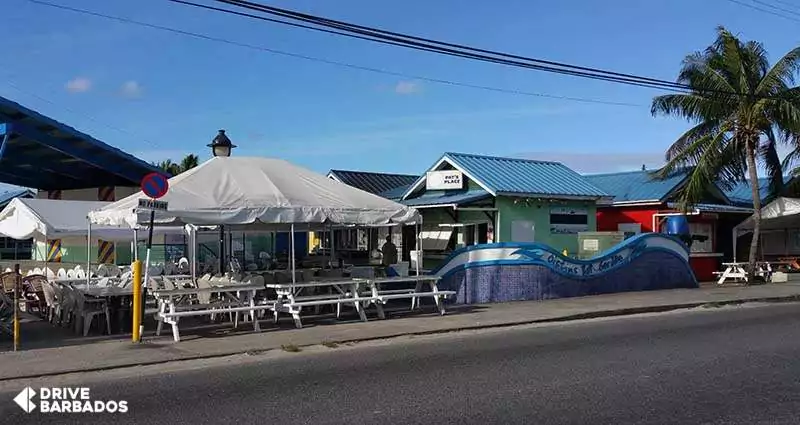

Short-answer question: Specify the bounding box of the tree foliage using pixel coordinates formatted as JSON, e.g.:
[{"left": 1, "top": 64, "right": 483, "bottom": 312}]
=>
[{"left": 652, "top": 26, "right": 800, "bottom": 280}]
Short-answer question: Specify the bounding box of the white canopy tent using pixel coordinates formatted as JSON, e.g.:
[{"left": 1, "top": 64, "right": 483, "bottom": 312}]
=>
[
  {"left": 733, "top": 197, "right": 800, "bottom": 260},
  {"left": 89, "top": 156, "right": 421, "bottom": 228},
  {"left": 88, "top": 156, "right": 423, "bottom": 280},
  {"left": 0, "top": 198, "right": 182, "bottom": 241}
]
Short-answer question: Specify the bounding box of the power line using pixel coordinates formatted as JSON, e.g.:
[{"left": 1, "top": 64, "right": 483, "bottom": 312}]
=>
[
  {"left": 750, "top": 0, "right": 800, "bottom": 16},
  {"left": 191, "top": 0, "right": 782, "bottom": 99},
  {"left": 722, "top": 0, "right": 800, "bottom": 22},
  {"left": 25, "top": 0, "right": 643, "bottom": 107},
  {"left": 176, "top": 0, "right": 691, "bottom": 92}
]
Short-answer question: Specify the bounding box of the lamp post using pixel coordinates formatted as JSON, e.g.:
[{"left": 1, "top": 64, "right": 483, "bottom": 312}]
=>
[
  {"left": 208, "top": 129, "right": 236, "bottom": 273},
  {"left": 207, "top": 129, "right": 236, "bottom": 157}
]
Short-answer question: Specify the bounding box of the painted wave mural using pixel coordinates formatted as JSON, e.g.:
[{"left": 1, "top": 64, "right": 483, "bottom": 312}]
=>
[{"left": 432, "top": 233, "right": 698, "bottom": 304}]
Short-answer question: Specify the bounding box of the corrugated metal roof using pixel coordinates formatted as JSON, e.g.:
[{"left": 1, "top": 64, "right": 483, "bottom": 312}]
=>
[
  {"left": 401, "top": 189, "right": 491, "bottom": 207},
  {"left": 722, "top": 177, "right": 789, "bottom": 206},
  {"left": 379, "top": 184, "right": 412, "bottom": 200},
  {"left": 584, "top": 170, "right": 688, "bottom": 203},
  {"left": 329, "top": 169, "right": 419, "bottom": 196},
  {"left": 443, "top": 152, "right": 608, "bottom": 198}
]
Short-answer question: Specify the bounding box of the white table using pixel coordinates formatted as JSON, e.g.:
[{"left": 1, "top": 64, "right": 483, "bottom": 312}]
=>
[
  {"left": 267, "top": 279, "right": 368, "bottom": 328},
  {"left": 716, "top": 262, "right": 774, "bottom": 285},
  {"left": 364, "top": 275, "right": 450, "bottom": 318},
  {"left": 152, "top": 283, "right": 269, "bottom": 342}
]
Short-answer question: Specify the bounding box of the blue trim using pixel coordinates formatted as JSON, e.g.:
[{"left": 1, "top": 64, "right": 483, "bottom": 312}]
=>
[{"left": 0, "top": 123, "right": 7, "bottom": 137}]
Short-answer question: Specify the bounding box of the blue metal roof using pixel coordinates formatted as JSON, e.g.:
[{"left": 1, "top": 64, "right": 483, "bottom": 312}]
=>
[
  {"left": 722, "top": 177, "right": 789, "bottom": 206},
  {"left": 329, "top": 169, "right": 419, "bottom": 197},
  {"left": 0, "top": 96, "right": 165, "bottom": 190},
  {"left": 439, "top": 152, "right": 608, "bottom": 198},
  {"left": 0, "top": 188, "right": 34, "bottom": 208},
  {"left": 584, "top": 170, "right": 688, "bottom": 203},
  {"left": 401, "top": 189, "right": 492, "bottom": 207}
]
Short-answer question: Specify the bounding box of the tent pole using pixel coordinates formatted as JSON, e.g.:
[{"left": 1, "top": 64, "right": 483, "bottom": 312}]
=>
[
  {"left": 415, "top": 222, "right": 421, "bottom": 276},
  {"left": 290, "top": 224, "right": 296, "bottom": 285},
  {"left": 218, "top": 225, "right": 225, "bottom": 274},
  {"left": 191, "top": 226, "right": 197, "bottom": 282},
  {"left": 87, "top": 220, "right": 92, "bottom": 284},
  {"left": 330, "top": 224, "right": 335, "bottom": 268}
]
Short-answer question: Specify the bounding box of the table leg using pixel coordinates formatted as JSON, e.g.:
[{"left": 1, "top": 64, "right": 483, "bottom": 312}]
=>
[
  {"left": 352, "top": 283, "right": 367, "bottom": 322},
  {"left": 372, "top": 282, "right": 385, "bottom": 320},
  {"left": 430, "top": 280, "right": 445, "bottom": 315}
]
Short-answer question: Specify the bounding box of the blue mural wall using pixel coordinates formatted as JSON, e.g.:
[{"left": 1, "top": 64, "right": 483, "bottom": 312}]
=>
[{"left": 433, "top": 233, "right": 698, "bottom": 304}]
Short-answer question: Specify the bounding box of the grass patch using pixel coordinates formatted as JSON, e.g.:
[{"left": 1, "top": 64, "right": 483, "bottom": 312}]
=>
[
  {"left": 322, "top": 341, "right": 339, "bottom": 349},
  {"left": 281, "top": 344, "right": 302, "bottom": 353}
]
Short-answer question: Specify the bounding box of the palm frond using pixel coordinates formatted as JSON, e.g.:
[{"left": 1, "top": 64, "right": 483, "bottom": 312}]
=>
[{"left": 756, "top": 47, "right": 800, "bottom": 95}]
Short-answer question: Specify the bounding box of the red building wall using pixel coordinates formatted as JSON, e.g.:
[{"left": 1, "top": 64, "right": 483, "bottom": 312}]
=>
[
  {"left": 596, "top": 206, "right": 660, "bottom": 232},
  {"left": 596, "top": 204, "right": 722, "bottom": 282}
]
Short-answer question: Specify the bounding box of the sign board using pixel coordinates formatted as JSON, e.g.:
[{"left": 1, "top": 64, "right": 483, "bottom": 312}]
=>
[
  {"left": 138, "top": 198, "right": 168, "bottom": 212},
  {"left": 141, "top": 173, "right": 170, "bottom": 199},
  {"left": 426, "top": 170, "right": 463, "bottom": 190}
]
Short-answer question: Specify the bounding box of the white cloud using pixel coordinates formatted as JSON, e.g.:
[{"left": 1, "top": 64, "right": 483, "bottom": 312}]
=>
[
  {"left": 394, "top": 80, "right": 422, "bottom": 95},
  {"left": 120, "top": 80, "right": 143, "bottom": 98},
  {"left": 65, "top": 77, "right": 92, "bottom": 93},
  {"left": 518, "top": 151, "right": 666, "bottom": 174}
]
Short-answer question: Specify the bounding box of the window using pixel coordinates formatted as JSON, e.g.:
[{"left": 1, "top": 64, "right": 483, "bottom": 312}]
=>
[
  {"left": 688, "top": 222, "right": 713, "bottom": 253},
  {"left": 550, "top": 207, "right": 589, "bottom": 234}
]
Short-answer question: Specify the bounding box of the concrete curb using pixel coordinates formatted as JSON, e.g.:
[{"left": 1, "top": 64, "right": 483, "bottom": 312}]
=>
[{"left": 3, "top": 294, "right": 800, "bottom": 382}]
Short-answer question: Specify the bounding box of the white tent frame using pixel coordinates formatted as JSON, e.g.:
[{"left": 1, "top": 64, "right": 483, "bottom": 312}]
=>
[{"left": 732, "top": 197, "right": 800, "bottom": 261}]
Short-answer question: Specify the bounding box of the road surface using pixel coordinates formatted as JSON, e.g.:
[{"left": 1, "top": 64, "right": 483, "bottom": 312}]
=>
[{"left": 3, "top": 303, "right": 800, "bottom": 424}]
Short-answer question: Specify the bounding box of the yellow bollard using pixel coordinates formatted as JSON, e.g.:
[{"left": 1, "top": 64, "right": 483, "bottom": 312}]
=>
[
  {"left": 13, "top": 264, "right": 20, "bottom": 351},
  {"left": 132, "top": 260, "right": 142, "bottom": 343}
]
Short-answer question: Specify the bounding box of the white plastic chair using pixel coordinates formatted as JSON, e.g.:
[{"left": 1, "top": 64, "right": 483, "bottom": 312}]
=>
[
  {"left": 57, "top": 268, "right": 67, "bottom": 279},
  {"left": 72, "top": 289, "right": 111, "bottom": 336},
  {"left": 66, "top": 269, "right": 76, "bottom": 279}
]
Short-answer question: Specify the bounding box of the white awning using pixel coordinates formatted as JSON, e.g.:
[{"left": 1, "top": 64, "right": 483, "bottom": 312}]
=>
[{"left": 89, "top": 156, "right": 421, "bottom": 228}]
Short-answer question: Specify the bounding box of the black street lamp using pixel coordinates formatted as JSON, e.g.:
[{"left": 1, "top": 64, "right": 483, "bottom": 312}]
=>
[{"left": 207, "top": 129, "right": 236, "bottom": 157}]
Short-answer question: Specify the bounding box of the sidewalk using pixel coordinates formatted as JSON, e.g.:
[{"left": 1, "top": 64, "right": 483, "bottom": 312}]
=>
[{"left": 2, "top": 282, "right": 800, "bottom": 381}]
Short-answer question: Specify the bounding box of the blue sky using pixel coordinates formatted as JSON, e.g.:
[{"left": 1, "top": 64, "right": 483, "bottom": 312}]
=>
[{"left": 3, "top": 0, "right": 800, "bottom": 182}]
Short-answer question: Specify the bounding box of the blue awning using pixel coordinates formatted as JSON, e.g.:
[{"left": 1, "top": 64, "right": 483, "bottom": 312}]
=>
[
  {"left": 0, "top": 96, "right": 165, "bottom": 190},
  {"left": 401, "top": 189, "right": 492, "bottom": 208}
]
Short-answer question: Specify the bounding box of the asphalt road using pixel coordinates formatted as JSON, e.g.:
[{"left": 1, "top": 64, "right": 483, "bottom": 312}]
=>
[{"left": 3, "top": 303, "right": 800, "bottom": 424}]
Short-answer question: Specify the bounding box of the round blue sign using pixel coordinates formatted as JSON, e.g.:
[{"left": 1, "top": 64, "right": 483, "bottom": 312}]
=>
[{"left": 141, "top": 173, "right": 169, "bottom": 199}]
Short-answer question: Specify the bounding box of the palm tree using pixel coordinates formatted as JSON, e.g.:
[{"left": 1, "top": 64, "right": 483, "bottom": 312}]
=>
[
  {"left": 154, "top": 154, "right": 200, "bottom": 176},
  {"left": 179, "top": 154, "right": 200, "bottom": 173},
  {"left": 652, "top": 26, "right": 800, "bottom": 281}
]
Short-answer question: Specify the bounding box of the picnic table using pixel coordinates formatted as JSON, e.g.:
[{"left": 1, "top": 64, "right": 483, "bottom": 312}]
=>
[
  {"left": 269, "top": 275, "right": 455, "bottom": 329},
  {"left": 715, "top": 261, "right": 780, "bottom": 285},
  {"left": 152, "top": 283, "right": 271, "bottom": 342}
]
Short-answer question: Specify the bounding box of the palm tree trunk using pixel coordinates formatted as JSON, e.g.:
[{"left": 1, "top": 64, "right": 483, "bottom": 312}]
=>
[{"left": 745, "top": 143, "right": 763, "bottom": 284}]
